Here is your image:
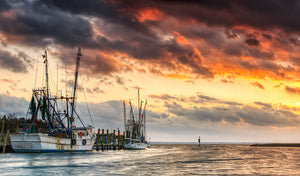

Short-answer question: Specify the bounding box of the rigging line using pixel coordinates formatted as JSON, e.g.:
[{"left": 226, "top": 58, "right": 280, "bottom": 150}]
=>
[
  {"left": 56, "top": 62, "right": 59, "bottom": 97},
  {"left": 48, "top": 63, "right": 58, "bottom": 96},
  {"left": 34, "top": 56, "right": 39, "bottom": 89},
  {"left": 65, "top": 65, "right": 68, "bottom": 97},
  {"left": 80, "top": 76, "right": 95, "bottom": 127},
  {"left": 42, "top": 56, "right": 45, "bottom": 88}
]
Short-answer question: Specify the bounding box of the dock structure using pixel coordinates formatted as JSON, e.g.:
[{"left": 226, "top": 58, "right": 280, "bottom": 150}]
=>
[
  {"left": 94, "top": 129, "right": 125, "bottom": 150},
  {"left": 0, "top": 117, "right": 13, "bottom": 153}
]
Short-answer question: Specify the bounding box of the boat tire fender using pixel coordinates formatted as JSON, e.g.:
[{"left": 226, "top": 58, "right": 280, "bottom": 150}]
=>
[
  {"left": 71, "top": 139, "right": 76, "bottom": 145},
  {"left": 82, "top": 139, "right": 86, "bottom": 145}
]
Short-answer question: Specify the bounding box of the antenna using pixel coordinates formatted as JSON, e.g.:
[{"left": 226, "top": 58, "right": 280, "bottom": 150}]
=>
[
  {"left": 57, "top": 62, "right": 59, "bottom": 97},
  {"left": 123, "top": 100, "right": 126, "bottom": 133},
  {"left": 65, "top": 66, "right": 67, "bottom": 97}
]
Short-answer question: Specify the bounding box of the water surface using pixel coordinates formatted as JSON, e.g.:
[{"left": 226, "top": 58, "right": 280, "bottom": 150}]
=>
[{"left": 1, "top": 144, "right": 299, "bottom": 175}]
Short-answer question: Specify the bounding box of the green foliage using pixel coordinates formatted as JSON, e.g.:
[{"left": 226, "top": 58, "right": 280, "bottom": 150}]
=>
[{"left": 0, "top": 114, "right": 48, "bottom": 133}]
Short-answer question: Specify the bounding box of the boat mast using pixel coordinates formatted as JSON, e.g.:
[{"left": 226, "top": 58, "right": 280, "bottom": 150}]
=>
[
  {"left": 42, "top": 51, "right": 49, "bottom": 103},
  {"left": 42, "top": 51, "right": 52, "bottom": 133},
  {"left": 137, "top": 89, "right": 141, "bottom": 137},
  {"left": 71, "top": 47, "right": 82, "bottom": 127},
  {"left": 143, "top": 100, "right": 147, "bottom": 139},
  {"left": 123, "top": 100, "right": 126, "bottom": 134},
  {"left": 138, "top": 88, "right": 140, "bottom": 117}
]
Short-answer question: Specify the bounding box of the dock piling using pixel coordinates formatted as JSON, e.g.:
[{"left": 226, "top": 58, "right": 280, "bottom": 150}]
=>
[
  {"left": 0, "top": 117, "right": 5, "bottom": 147},
  {"left": 106, "top": 129, "right": 109, "bottom": 150},
  {"left": 101, "top": 129, "right": 104, "bottom": 150},
  {"left": 3, "top": 129, "right": 9, "bottom": 153},
  {"left": 123, "top": 131, "right": 125, "bottom": 147},
  {"left": 113, "top": 129, "right": 116, "bottom": 150},
  {"left": 93, "top": 128, "right": 125, "bottom": 151},
  {"left": 117, "top": 130, "right": 120, "bottom": 150},
  {"left": 96, "top": 129, "right": 100, "bottom": 151}
]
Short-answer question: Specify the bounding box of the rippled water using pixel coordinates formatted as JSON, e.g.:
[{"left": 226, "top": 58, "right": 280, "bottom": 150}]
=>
[{"left": 1, "top": 144, "right": 300, "bottom": 175}]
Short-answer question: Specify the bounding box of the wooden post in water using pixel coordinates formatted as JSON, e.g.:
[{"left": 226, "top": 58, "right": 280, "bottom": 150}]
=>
[
  {"left": 17, "top": 123, "right": 20, "bottom": 133},
  {"left": 96, "top": 129, "right": 100, "bottom": 151},
  {"left": 123, "top": 131, "right": 125, "bottom": 148},
  {"left": 0, "top": 117, "right": 5, "bottom": 147},
  {"left": 106, "top": 129, "right": 109, "bottom": 150},
  {"left": 117, "top": 130, "right": 120, "bottom": 150},
  {"left": 3, "top": 129, "right": 9, "bottom": 153},
  {"left": 101, "top": 129, "right": 104, "bottom": 150},
  {"left": 113, "top": 129, "right": 116, "bottom": 150}
]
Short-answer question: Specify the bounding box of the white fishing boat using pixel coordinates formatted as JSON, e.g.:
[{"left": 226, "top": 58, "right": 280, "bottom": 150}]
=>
[
  {"left": 124, "top": 139, "right": 147, "bottom": 150},
  {"left": 123, "top": 89, "right": 148, "bottom": 150},
  {"left": 10, "top": 48, "right": 95, "bottom": 152}
]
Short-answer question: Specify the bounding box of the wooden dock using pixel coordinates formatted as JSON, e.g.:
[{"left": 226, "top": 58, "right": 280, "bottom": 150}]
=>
[
  {"left": 94, "top": 129, "right": 125, "bottom": 150},
  {"left": 0, "top": 117, "right": 12, "bottom": 153}
]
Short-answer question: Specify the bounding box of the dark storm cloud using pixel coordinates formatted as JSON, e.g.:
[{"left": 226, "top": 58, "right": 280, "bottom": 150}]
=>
[
  {"left": 0, "top": 0, "right": 94, "bottom": 47},
  {"left": 0, "top": 0, "right": 10, "bottom": 12},
  {"left": 0, "top": 0, "right": 213, "bottom": 77},
  {"left": 1, "top": 0, "right": 300, "bottom": 78},
  {"left": 245, "top": 38, "right": 260, "bottom": 46},
  {"left": 0, "top": 49, "right": 28, "bottom": 73},
  {"left": 93, "top": 25, "right": 214, "bottom": 77},
  {"left": 143, "top": 0, "right": 300, "bottom": 33},
  {"left": 46, "top": 0, "right": 157, "bottom": 38}
]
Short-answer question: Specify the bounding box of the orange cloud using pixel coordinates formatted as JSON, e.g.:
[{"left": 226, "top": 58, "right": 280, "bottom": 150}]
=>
[
  {"left": 164, "top": 73, "right": 190, "bottom": 80},
  {"left": 2, "top": 79, "right": 13, "bottom": 83},
  {"left": 174, "top": 32, "right": 191, "bottom": 45},
  {"left": 271, "top": 126, "right": 296, "bottom": 130},
  {"left": 137, "top": 8, "right": 165, "bottom": 22}
]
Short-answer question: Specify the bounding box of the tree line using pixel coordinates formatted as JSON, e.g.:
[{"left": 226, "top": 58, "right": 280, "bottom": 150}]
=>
[{"left": 0, "top": 114, "right": 48, "bottom": 133}]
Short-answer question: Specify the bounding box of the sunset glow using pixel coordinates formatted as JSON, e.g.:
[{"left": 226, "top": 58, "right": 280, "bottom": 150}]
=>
[{"left": 1, "top": 0, "right": 300, "bottom": 142}]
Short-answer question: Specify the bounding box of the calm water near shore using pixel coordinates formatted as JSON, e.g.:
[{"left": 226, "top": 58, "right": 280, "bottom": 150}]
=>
[{"left": 1, "top": 144, "right": 300, "bottom": 175}]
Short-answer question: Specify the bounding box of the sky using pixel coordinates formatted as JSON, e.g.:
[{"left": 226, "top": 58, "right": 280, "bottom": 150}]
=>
[{"left": 1, "top": 0, "right": 300, "bottom": 142}]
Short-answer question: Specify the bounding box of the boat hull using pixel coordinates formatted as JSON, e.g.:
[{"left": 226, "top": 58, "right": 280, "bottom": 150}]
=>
[
  {"left": 10, "top": 133, "right": 95, "bottom": 152},
  {"left": 124, "top": 143, "right": 147, "bottom": 150}
]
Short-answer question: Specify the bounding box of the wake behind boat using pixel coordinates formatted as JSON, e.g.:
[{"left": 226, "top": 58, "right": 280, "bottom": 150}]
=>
[{"left": 10, "top": 48, "right": 95, "bottom": 152}]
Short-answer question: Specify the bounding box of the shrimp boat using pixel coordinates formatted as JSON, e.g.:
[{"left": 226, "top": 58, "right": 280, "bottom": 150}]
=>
[
  {"left": 123, "top": 89, "right": 148, "bottom": 150},
  {"left": 10, "top": 48, "right": 96, "bottom": 152}
]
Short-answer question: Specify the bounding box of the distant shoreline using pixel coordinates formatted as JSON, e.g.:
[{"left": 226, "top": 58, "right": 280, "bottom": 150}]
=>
[
  {"left": 250, "top": 143, "right": 300, "bottom": 147},
  {"left": 151, "top": 142, "right": 260, "bottom": 145},
  {"left": 151, "top": 142, "right": 300, "bottom": 146}
]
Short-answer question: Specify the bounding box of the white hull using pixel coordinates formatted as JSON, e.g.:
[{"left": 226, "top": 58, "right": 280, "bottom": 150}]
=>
[
  {"left": 10, "top": 133, "right": 95, "bottom": 152},
  {"left": 124, "top": 142, "right": 147, "bottom": 150}
]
